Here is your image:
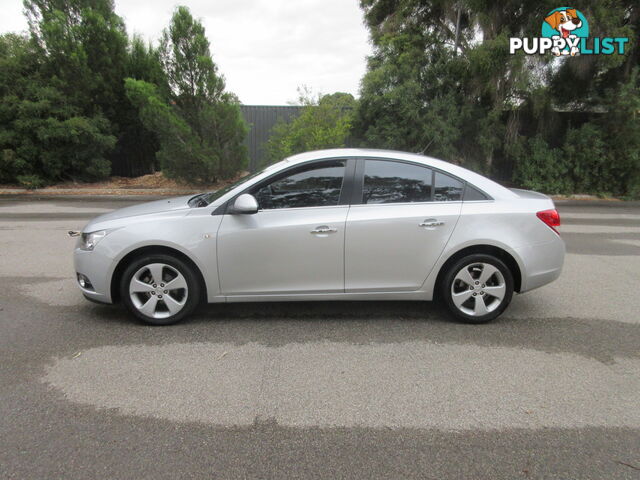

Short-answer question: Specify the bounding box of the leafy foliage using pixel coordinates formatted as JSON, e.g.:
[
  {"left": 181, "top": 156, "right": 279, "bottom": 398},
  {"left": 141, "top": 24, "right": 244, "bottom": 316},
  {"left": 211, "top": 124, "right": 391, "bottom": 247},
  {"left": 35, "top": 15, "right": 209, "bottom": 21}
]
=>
[
  {"left": 116, "top": 35, "right": 168, "bottom": 176},
  {"left": 514, "top": 71, "right": 640, "bottom": 197},
  {"left": 1, "top": 2, "right": 246, "bottom": 186},
  {"left": 0, "top": 0, "right": 167, "bottom": 182},
  {"left": 355, "top": 0, "right": 640, "bottom": 197},
  {"left": 23, "top": 0, "right": 141, "bottom": 177},
  {"left": 266, "top": 91, "right": 356, "bottom": 165},
  {"left": 0, "top": 33, "right": 114, "bottom": 184},
  {"left": 512, "top": 136, "right": 573, "bottom": 194},
  {"left": 126, "top": 7, "right": 247, "bottom": 184},
  {"left": 17, "top": 174, "right": 47, "bottom": 189},
  {"left": 1, "top": 0, "right": 638, "bottom": 198}
]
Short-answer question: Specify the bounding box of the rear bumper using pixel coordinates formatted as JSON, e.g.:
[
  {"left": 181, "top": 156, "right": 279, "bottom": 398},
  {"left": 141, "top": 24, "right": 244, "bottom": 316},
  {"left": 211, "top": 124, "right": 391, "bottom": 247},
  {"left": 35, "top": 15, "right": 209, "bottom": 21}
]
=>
[{"left": 516, "top": 236, "right": 565, "bottom": 293}]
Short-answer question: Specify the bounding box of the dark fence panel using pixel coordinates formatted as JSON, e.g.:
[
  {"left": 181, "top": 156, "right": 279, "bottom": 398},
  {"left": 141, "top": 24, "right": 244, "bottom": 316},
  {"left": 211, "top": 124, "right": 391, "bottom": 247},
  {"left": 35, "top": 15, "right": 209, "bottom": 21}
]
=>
[{"left": 240, "top": 105, "right": 303, "bottom": 172}]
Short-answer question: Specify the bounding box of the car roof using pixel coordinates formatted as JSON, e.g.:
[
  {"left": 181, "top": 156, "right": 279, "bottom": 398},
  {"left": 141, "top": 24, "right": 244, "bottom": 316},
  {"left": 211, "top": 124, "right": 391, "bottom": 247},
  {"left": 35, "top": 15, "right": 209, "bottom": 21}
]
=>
[{"left": 281, "top": 149, "right": 516, "bottom": 200}]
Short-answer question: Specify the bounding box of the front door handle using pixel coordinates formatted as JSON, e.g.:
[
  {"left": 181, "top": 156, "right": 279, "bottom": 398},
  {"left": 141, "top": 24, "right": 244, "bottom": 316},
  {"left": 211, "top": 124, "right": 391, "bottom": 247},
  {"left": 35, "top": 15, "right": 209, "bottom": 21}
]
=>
[
  {"left": 311, "top": 225, "right": 338, "bottom": 234},
  {"left": 419, "top": 219, "right": 444, "bottom": 228}
]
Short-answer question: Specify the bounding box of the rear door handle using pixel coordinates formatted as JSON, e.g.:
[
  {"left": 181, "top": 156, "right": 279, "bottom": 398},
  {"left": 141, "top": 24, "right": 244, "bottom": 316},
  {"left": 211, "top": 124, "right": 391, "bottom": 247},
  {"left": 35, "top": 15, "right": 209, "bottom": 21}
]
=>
[
  {"left": 419, "top": 219, "right": 444, "bottom": 228},
  {"left": 311, "top": 225, "right": 337, "bottom": 234}
]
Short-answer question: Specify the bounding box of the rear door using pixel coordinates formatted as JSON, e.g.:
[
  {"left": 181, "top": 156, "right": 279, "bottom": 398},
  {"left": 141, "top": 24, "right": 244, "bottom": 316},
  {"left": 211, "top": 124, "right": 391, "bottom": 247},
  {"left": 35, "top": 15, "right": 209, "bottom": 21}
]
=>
[{"left": 345, "top": 159, "right": 462, "bottom": 292}]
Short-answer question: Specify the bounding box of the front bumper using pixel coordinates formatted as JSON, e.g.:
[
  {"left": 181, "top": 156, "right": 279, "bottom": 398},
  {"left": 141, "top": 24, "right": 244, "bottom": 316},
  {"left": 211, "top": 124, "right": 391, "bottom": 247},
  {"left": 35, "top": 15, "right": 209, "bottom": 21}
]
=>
[{"left": 74, "top": 247, "right": 114, "bottom": 304}]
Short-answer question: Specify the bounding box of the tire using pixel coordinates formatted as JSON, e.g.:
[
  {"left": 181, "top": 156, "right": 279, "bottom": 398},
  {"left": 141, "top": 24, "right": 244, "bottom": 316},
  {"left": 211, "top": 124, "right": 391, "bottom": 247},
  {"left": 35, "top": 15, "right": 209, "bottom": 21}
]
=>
[
  {"left": 120, "top": 254, "right": 201, "bottom": 326},
  {"left": 440, "top": 253, "right": 514, "bottom": 324}
]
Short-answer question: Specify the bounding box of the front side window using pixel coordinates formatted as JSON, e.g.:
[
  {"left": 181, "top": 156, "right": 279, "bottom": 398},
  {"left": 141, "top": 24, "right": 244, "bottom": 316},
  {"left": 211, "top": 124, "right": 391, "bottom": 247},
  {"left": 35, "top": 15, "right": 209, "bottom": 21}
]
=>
[
  {"left": 253, "top": 160, "right": 345, "bottom": 210},
  {"left": 362, "top": 160, "right": 432, "bottom": 204}
]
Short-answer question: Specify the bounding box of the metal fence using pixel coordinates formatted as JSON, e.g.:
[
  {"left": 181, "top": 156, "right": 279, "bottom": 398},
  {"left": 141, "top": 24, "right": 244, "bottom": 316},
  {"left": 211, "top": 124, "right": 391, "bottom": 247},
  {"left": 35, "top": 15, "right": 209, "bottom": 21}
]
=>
[{"left": 240, "top": 105, "right": 303, "bottom": 172}]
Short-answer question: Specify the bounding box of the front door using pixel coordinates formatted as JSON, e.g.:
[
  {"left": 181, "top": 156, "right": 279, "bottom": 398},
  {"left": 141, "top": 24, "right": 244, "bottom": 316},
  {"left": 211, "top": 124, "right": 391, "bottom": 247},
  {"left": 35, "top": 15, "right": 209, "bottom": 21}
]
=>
[{"left": 217, "top": 159, "right": 350, "bottom": 296}]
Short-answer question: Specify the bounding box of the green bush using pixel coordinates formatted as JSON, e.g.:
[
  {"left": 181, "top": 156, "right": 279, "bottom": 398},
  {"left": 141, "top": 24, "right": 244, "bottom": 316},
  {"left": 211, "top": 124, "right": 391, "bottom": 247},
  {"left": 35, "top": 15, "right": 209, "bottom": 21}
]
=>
[
  {"left": 512, "top": 136, "right": 573, "bottom": 194},
  {"left": 562, "top": 124, "right": 608, "bottom": 194},
  {"left": 513, "top": 119, "right": 639, "bottom": 197},
  {"left": 266, "top": 91, "right": 356, "bottom": 166},
  {"left": 0, "top": 149, "right": 28, "bottom": 184},
  {"left": 596, "top": 69, "right": 640, "bottom": 198},
  {"left": 17, "top": 174, "right": 46, "bottom": 189}
]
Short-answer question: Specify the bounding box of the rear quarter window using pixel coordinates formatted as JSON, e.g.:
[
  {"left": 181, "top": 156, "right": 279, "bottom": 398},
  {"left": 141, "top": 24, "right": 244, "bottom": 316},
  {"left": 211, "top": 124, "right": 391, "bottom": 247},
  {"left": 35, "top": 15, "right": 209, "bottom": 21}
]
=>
[{"left": 463, "top": 184, "right": 489, "bottom": 201}]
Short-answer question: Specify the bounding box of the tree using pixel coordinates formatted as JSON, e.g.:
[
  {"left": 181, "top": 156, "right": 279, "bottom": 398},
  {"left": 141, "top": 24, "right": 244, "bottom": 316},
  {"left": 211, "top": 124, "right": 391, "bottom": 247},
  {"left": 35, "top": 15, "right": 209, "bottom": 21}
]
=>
[
  {"left": 126, "top": 6, "right": 247, "bottom": 183},
  {"left": 266, "top": 90, "right": 356, "bottom": 165},
  {"left": 125, "top": 79, "right": 208, "bottom": 182},
  {"left": 116, "top": 36, "right": 169, "bottom": 176},
  {"left": 355, "top": 0, "right": 640, "bottom": 196},
  {"left": 354, "top": 0, "right": 541, "bottom": 170},
  {"left": 24, "top": 0, "right": 128, "bottom": 119},
  {"left": 0, "top": 33, "right": 114, "bottom": 186},
  {"left": 24, "top": 0, "right": 162, "bottom": 177}
]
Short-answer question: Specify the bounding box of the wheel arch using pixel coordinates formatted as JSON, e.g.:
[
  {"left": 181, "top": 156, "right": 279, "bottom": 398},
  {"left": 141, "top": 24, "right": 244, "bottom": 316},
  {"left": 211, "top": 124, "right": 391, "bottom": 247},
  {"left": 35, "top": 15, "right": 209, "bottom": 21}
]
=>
[
  {"left": 434, "top": 244, "right": 522, "bottom": 297},
  {"left": 110, "top": 245, "right": 207, "bottom": 304}
]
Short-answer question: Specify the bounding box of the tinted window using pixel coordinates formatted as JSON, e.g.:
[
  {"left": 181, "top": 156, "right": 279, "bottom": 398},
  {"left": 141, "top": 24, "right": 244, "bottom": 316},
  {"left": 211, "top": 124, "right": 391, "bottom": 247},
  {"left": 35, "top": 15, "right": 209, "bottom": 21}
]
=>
[
  {"left": 200, "top": 169, "right": 266, "bottom": 205},
  {"left": 362, "top": 160, "right": 432, "bottom": 204},
  {"left": 434, "top": 172, "right": 464, "bottom": 202},
  {"left": 253, "top": 161, "right": 345, "bottom": 210},
  {"left": 463, "top": 184, "right": 488, "bottom": 201}
]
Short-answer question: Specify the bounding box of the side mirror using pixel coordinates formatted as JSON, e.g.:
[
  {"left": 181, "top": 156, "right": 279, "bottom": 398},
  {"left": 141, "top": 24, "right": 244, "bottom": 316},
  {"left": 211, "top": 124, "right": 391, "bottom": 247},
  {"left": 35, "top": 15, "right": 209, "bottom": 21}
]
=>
[{"left": 231, "top": 194, "right": 259, "bottom": 214}]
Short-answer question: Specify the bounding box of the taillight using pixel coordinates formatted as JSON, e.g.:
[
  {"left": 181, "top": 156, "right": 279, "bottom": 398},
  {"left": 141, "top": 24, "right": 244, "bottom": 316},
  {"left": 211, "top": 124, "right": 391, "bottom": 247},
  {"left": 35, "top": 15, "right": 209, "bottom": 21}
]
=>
[{"left": 537, "top": 209, "right": 561, "bottom": 234}]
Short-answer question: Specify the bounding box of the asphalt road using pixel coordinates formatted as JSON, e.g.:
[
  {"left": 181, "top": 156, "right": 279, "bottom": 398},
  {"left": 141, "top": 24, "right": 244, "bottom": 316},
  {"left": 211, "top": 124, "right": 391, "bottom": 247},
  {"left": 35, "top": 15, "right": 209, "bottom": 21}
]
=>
[{"left": 0, "top": 196, "right": 639, "bottom": 479}]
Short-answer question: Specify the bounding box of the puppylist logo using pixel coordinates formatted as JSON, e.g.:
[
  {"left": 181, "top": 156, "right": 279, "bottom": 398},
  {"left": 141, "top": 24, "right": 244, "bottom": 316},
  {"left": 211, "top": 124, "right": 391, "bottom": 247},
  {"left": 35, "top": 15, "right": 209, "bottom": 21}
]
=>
[{"left": 510, "top": 7, "right": 629, "bottom": 56}]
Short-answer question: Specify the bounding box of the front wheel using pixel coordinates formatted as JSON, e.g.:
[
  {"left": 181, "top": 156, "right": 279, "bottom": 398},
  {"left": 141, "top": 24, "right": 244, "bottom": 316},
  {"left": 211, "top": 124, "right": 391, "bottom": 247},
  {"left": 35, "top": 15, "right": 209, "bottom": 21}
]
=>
[
  {"left": 120, "top": 254, "right": 201, "bottom": 325},
  {"left": 441, "top": 254, "right": 514, "bottom": 324}
]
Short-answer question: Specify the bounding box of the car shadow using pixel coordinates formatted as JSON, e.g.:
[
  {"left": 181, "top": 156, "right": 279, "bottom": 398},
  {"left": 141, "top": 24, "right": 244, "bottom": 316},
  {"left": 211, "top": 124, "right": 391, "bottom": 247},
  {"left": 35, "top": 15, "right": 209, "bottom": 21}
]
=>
[
  {"left": 198, "top": 300, "right": 447, "bottom": 321},
  {"left": 82, "top": 298, "right": 639, "bottom": 365},
  {"left": 85, "top": 298, "right": 456, "bottom": 327}
]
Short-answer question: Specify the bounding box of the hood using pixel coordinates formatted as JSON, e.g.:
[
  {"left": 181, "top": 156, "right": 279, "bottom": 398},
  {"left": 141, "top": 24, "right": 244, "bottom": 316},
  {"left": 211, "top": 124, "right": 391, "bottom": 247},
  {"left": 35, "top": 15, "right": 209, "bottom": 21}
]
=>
[{"left": 83, "top": 195, "right": 194, "bottom": 232}]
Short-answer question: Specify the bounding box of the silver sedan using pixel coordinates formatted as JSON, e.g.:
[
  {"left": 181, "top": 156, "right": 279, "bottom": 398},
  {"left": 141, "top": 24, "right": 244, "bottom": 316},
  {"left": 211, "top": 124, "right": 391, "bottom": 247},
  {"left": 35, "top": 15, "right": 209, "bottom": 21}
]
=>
[{"left": 73, "top": 149, "right": 565, "bottom": 325}]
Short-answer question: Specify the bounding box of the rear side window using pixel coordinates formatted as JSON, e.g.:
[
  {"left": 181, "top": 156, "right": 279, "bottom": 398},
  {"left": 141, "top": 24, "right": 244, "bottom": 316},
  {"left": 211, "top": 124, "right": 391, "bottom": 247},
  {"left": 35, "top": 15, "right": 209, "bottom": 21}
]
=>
[
  {"left": 434, "top": 172, "right": 464, "bottom": 201},
  {"left": 362, "top": 160, "right": 432, "bottom": 204}
]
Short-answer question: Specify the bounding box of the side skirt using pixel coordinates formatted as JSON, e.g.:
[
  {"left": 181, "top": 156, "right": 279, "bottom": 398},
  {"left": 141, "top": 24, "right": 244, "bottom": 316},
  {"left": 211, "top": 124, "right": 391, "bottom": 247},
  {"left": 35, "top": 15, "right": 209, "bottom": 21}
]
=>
[{"left": 210, "top": 290, "right": 432, "bottom": 304}]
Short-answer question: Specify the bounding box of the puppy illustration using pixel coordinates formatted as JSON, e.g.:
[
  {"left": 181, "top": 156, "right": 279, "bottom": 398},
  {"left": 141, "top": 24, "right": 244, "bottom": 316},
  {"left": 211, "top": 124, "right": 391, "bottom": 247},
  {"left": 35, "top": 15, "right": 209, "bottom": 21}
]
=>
[{"left": 545, "top": 9, "right": 582, "bottom": 56}]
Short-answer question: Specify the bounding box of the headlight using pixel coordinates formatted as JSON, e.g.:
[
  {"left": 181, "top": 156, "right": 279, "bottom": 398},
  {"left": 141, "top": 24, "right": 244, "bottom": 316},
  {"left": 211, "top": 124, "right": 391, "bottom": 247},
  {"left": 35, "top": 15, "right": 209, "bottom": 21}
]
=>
[{"left": 79, "top": 230, "right": 109, "bottom": 251}]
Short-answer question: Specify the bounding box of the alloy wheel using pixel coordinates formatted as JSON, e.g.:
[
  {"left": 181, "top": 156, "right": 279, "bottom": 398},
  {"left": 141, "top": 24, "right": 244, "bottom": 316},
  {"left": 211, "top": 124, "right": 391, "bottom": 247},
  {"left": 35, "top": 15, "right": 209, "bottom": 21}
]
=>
[
  {"left": 450, "top": 262, "right": 506, "bottom": 317},
  {"left": 129, "top": 263, "right": 188, "bottom": 319}
]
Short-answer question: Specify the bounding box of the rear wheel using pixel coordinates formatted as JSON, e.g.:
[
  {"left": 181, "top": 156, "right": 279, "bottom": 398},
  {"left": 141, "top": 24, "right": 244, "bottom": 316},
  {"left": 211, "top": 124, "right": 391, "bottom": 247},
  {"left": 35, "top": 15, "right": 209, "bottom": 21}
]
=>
[
  {"left": 441, "top": 254, "right": 514, "bottom": 324},
  {"left": 120, "top": 254, "right": 201, "bottom": 325}
]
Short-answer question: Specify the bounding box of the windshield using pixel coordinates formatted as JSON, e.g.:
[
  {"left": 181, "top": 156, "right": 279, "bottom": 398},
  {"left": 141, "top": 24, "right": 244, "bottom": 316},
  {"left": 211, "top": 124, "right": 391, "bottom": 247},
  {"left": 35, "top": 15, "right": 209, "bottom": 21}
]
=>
[{"left": 196, "top": 167, "right": 271, "bottom": 206}]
